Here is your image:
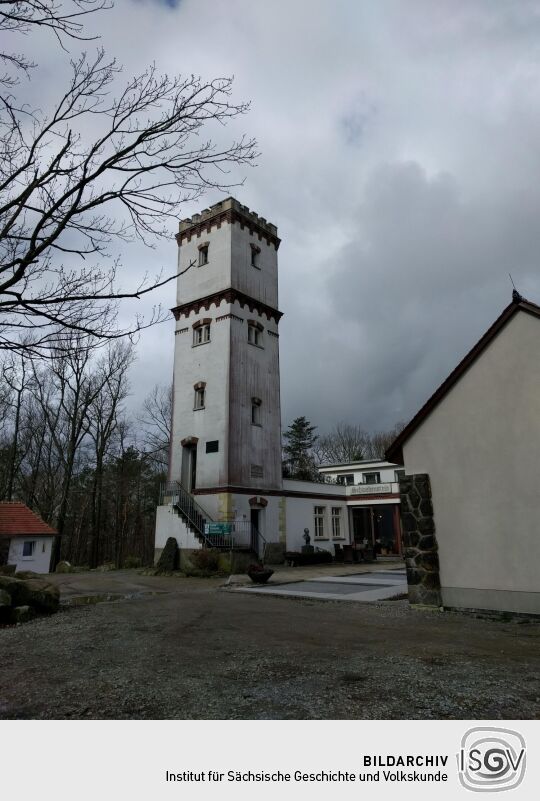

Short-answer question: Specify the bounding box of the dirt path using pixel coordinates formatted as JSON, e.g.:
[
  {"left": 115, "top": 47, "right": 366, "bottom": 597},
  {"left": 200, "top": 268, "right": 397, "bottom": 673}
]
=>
[{"left": 1, "top": 572, "right": 539, "bottom": 719}]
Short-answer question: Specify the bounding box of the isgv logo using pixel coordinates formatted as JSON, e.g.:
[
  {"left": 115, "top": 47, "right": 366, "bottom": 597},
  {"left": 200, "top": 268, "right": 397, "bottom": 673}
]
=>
[{"left": 457, "top": 727, "right": 526, "bottom": 792}]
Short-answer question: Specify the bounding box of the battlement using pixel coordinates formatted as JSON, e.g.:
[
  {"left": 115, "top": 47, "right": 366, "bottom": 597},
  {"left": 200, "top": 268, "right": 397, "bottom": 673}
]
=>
[{"left": 178, "top": 197, "right": 278, "bottom": 237}]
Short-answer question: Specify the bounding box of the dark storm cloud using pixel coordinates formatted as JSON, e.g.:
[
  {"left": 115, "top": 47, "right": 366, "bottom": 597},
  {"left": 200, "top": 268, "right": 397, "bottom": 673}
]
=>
[{"left": 25, "top": 0, "right": 540, "bottom": 429}]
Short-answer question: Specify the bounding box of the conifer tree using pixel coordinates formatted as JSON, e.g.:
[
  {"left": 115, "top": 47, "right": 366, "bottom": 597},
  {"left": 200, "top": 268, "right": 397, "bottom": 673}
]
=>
[{"left": 282, "top": 416, "right": 319, "bottom": 480}]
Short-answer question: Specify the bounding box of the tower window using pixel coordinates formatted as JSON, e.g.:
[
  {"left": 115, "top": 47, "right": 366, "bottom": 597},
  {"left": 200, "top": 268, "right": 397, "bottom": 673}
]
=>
[
  {"left": 251, "top": 397, "right": 262, "bottom": 426},
  {"left": 247, "top": 320, "right": 264, "bottom": 347},
  {"left": 193, "top": 381, "right": 206, "bottom": 410},
  {"left": 198, "top": 243, "right": 209, "bottom": 266},
  {"left": 250, "top": 244, "right": 261, "bottom": 268},
  {"left": 193, "top": 320, "right": 211, "bottom": 346}
]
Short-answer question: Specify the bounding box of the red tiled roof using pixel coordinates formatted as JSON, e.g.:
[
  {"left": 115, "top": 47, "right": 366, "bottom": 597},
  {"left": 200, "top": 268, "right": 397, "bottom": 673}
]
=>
[{"left": 0, "top": 502, "right": 57, "bottom": 537}]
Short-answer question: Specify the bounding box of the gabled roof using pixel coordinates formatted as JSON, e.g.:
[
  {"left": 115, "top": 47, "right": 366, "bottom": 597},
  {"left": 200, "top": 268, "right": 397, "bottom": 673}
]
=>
[
  {"left": 0, "top": 502, "right": 57, "bottom": 537},
  {"left": 386, "top": 296, "right": 540, "bottom": 464}
]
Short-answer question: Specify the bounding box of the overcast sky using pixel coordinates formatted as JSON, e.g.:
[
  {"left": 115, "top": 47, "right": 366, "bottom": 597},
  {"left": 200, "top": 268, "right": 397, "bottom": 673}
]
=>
[{"left": 29, "top": 0, "right": 540, "bottom": 433}]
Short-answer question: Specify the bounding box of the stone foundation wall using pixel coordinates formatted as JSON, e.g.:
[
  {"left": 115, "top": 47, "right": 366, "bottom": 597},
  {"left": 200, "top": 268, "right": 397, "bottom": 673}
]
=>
[{"left": 398, "top": 473, "right": 442, "bottom": 606}]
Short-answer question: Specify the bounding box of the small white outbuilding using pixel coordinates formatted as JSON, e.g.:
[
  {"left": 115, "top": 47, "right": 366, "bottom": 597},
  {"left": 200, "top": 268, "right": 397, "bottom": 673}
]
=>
[{"left": 0, "top": 502, "right": 56, "bottom": 574}]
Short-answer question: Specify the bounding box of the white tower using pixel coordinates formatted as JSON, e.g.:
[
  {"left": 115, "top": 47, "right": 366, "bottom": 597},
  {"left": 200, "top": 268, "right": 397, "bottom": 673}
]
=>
[{"left": 169, "top": 198, "right": 283, "bottom": 510}]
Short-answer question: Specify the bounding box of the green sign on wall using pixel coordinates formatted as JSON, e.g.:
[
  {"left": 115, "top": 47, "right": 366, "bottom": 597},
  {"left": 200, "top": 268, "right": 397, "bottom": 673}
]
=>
[{"left": 205, "top": 523, "right": 232, "bottom": 535}]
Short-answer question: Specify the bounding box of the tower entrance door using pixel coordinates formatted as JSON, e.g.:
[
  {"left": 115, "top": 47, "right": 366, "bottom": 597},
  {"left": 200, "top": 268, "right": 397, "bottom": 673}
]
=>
[{"left": 181, "top": 442, "right": 198, "bottom": 492}]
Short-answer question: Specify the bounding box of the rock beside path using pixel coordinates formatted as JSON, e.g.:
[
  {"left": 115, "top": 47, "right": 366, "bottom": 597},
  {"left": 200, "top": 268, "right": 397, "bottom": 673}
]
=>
[{"left": 0, "top": 574, "right": 60, "bottom": 624}]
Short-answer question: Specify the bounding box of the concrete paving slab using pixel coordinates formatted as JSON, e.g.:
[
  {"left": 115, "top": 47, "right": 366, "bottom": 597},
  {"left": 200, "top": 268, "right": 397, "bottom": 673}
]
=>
[{"left": 233, "top": 570, "right": 408, "bottom": 603}]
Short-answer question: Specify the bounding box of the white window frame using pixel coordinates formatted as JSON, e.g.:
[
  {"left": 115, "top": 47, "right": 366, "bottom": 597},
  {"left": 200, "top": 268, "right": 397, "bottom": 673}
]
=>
[
  {"left": 364, "top": 472, "right": 381, "bottom": 485},
  {"left": 314, "top": 506, "right": 326, "bottom": 539},
  {"left": 198, "top": 245, "right": 209, "bottom": 266},
  {"left": 337, "top": 474, "right": 354, "bottom": 485},
  {"left": 193, "top": 323, "right": 210, "bottom": 346},
  {"left": 194, "top": 386, "right": 206, "bottom": 410},
  {"left": 331, "top": 507, "right": 342, "bottom": 539}
]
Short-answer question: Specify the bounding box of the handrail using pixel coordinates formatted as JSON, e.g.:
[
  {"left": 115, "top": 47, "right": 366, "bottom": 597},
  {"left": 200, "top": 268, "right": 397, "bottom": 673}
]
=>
[{"left": 161, "top": 482, "right": 267, "bottom": 555}]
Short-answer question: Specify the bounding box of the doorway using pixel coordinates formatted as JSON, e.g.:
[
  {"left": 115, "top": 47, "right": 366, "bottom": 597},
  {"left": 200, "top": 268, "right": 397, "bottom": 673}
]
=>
[
  {"left": 351, "top": 507, "right": 374, "bottom": 546},
  {"left": 181, "top": 443, "right": 197, "bottom": 491}
]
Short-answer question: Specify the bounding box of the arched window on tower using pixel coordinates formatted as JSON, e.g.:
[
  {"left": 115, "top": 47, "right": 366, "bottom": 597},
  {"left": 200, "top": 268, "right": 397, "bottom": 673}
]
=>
[
  {"left": 193, "top": 381, "right": 206, "bottom": 410},
  {"left": 193, "top": 318, "right": 211, "bottom": 346}
]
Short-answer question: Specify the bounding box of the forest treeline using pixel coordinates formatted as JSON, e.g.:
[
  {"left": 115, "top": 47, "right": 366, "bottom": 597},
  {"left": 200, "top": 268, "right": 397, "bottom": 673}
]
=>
[{"left": 0, "top": 337, "right": 171, "bottom": 568}]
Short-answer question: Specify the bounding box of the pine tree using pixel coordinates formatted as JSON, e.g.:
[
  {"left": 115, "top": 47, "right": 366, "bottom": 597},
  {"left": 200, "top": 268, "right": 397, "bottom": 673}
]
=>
[{"left": 282, "top": 417, "right": 319, "bottom": 480}]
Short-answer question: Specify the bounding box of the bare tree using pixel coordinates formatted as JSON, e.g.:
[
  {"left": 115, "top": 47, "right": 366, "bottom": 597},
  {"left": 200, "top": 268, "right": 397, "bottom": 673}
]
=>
[
  {"left": 369, "top": 422, "right": 406, "bottom": 460},
  {"left": 0, "top": 0, "right": 108, "bottom": 84},
  {"left": 316, "top": 422, "right": 371, "bottom": 465},
  {"left": 138, "top": 383, "right": 172, "bottom": 471},
  {"left": 86, "top": 340, "right": 133, "bottom": 566},
  {"left": 0, "top": 4, "right": 257, "bottom": 356}
]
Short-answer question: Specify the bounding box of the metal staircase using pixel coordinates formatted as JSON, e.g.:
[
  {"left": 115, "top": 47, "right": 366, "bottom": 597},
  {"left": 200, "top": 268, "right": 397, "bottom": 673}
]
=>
[{"left": 160, "top": 482, "right": 266, "bottom": 557}]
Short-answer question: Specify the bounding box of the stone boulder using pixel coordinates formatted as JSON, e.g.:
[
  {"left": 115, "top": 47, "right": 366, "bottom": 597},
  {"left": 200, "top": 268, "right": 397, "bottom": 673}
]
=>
[
  {"left": 0, "top": 575, "right": 31, "bottom": 606},
  {"left": 0, "top": 574, "right": 60, "bottom": 618},
  {"left": 14, "top": 570, "right": 42, "bottom": 580},
  {"left": 10, "top": 606, "right": 35, "bottom": 624},
  {"left": 0, "top": 589, "right": 11, "bottom": 624},
  {"left": 24, "top": 579, "right": 60, "bottom": 613},
  {"left": 155, "top": 537, "right": 179, "bottom": 573},
  {"left": 55, "top": 561, "right": 72, "bottom": 573}
]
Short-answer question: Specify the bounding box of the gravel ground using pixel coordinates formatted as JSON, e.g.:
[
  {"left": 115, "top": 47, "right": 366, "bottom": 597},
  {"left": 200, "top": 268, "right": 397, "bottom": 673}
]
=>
[{"left": 1, "top": 573, "right": 539, "bottom": 720}]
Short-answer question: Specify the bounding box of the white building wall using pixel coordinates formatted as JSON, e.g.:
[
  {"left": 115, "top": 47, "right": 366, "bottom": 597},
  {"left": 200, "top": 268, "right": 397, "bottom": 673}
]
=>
[
  {"left": 155, "top": 506, "right": 202, "bottom": 554},
  {"left": 7, "top": 536, "right": 53, "bottom": 573},
  {"left": 170, "top": 303, "right": 231, "bottom": 486},
  {"left": 176, "top": 223, "right": 232, "bottom": 305},
  {"left": 228, "top": 300, "right": 282, "bottom": 489},
  {"left": 403, "top": 310, "right": 540, "bottom": 614},
  {"left": 319, "top": 461, "right": 402, "bottom": 485},
  {"left": 282, "top": 480, "right": 350, "bottom": 553},
  {"left": 230, "top": 221, "right": 278, "bottom": 308}
]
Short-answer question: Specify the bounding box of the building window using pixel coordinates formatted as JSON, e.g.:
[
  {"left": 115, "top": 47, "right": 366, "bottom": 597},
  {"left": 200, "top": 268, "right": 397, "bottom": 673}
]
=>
[
  {"left": 193, "top": 381, "right": 206, "bottom": 410},
  {"left": 193, "top": 321, "right": 211, "bottom": 346},
  {"left": 247, "top": 321, "right": 263, "bottom": 347},
  {"left": 394, "top": 469, "right": 405, "bottom": 482},
  {"left": 251, "top": 397, "right": 262, "bottom": 425},
  {"left": 206, "top": 440, "right": 219, "bottom": 453},
  {"left": 250, "top": 244, "right": 261, "bottom": 268},
  {"left": 337, "top": 474, "right": 354, "bottom": 485},
  {"left": 331, "top": 508, "right": 342, "bottom": 538},
  {"left": 314, "top": 506, "right": 325, "bottom": 538},
  {"left": 22, "top": 541, "right": 36, "bottom": 557},
  {"left": 198, "top": 243, "right": 209, "bottom": 266},
  {"left": 364, "top": 472, "right": 380, "bottom": 485}
]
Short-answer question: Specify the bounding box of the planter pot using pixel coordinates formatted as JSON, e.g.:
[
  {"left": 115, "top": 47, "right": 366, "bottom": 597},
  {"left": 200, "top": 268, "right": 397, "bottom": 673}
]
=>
[{"left": 248, "top": 569, "right": 274, "bottom": 584}]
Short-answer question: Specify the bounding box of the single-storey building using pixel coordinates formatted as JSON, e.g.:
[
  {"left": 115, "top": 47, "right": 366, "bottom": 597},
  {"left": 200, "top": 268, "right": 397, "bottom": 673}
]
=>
[
  {"left": 387, "top": 292, "right": 540, "bottom": 615},
  {"left": 0, "top": 502, "right": 56, "bottom": 574}
]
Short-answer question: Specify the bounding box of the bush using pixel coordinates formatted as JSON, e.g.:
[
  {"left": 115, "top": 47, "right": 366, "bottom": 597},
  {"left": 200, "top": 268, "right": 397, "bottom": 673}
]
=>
[
  {"left": 190, "top": 549, "right": 220, "bottom": 574},
  {"left": 123, "top": 556, "right": 142, "bottom": 569}
]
